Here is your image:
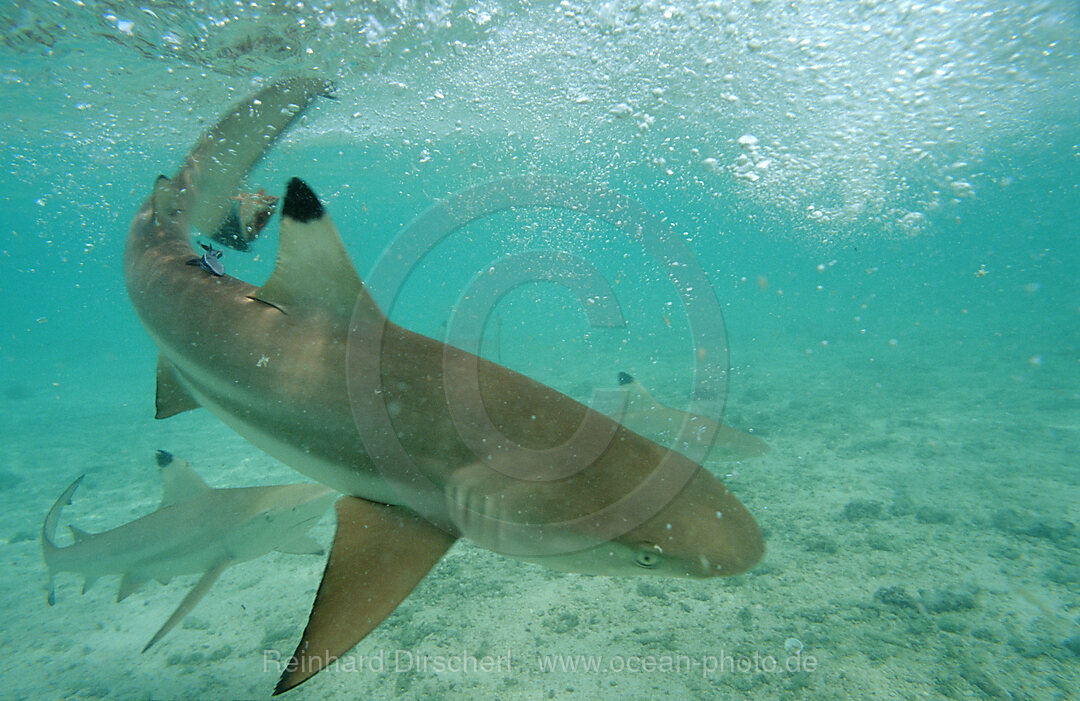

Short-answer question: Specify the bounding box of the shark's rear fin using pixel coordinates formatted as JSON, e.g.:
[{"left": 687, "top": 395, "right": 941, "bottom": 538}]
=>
[
  {"left": 117, "top": 573, "right": 148, "bottom": 602},
  {"left": 273, "top": 496, "right": 457, "bottom": 695},
  {"left": 251, "top": 178, "right": 381, "bottom": 321},
  {"left": 155, "top": 355, "right": 200, "bottom": 419},
  {"left": 42, "top": 475, "right": 83, "bottom": 551},
  {"left": 68, "top": 525, "right": 91, "bottom": 543},
  {"left": 42, "top": 475, "right": 84, "bottom": 605},
  {"left": 174, "top": 78, "right": 334, "bottom": 237}
]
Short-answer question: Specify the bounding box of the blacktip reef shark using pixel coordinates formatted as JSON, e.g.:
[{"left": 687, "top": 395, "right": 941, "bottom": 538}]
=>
[
  {"left": 124, "top": 77, "right": 765, "bottom": 694},
  {"left": 42, "top": 451, "right": 334, "bottom": 652},
  {"left": 613, "top": 372, "right": 770, "bottom": 461}
]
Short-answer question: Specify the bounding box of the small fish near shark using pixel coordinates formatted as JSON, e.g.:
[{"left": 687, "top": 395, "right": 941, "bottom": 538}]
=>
[
  {"left": 123, "top": 77, "right": 766, "bottom": 694},
  {"left": 42, "top": 451, "right": 334, "bottom": 652}
]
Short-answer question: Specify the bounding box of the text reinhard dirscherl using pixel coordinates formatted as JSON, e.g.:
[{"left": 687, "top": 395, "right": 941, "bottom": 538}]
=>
[{"left": 263, "top": 648, "right": 818, "bottom": 678}]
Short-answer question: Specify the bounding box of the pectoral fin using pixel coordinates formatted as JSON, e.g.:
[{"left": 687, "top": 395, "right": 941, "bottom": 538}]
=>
[
  {"left": 142, "top": 559, "right": 233, "bottom": 653},
  {"left": 273, "top": 497, "right": 457, "bottom": 695},
  {"left": 274, "top": 534, "right": 324, "bottom": 556}
]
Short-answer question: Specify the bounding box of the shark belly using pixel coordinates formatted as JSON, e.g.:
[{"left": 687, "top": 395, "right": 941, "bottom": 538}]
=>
[
  {"left": 150, "top": 322, "right": 404, "bottom": 506},
  {"left": 173, "top": 363, "right": 400, "bottom": 505}
]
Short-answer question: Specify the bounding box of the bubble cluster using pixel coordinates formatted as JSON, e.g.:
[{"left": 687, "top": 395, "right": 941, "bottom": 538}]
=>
[{"left": 0, "top": 0, "right": 1076, "bottom": 242}]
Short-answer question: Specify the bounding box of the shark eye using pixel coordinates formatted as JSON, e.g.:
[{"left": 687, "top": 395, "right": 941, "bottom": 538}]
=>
[{"left": 635, "top": 550, "right": 661, "bottom": 569}]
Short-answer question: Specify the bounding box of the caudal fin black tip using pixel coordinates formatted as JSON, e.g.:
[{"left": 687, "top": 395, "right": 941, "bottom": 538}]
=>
[
  {"left": 283, "top": 178, "right": 324, "bottom": 223},
  {"left": 617, "top": 371, "right": 634, "bottom": 386}
]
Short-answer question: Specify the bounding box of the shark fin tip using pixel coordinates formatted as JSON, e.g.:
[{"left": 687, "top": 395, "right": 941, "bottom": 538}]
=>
[
  {"left": 271, "top": 676, "right": 293, "bottom": 696},
  {"left": 66, "top": 475, "right": 85, "bottom": 505},
  {"left": 283, "top": 178, "right": 323, "bottom": 223}
]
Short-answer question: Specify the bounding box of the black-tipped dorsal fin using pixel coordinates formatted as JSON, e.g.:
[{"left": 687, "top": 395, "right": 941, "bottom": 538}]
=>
[
  {"left": 155, "top": 355, "right": 200, "bottom": 419},
  {"left": 619, "top": 373, "right": 658, "bottom": 414},
  {"left": 273, "top": 496, "right": 457, "bottom": 695},
  {"left": 250, "top": 178, "right": 380, "bottom": 319},
  {"left": 159, "top": 459, "right": 211, "bottom": 509}
]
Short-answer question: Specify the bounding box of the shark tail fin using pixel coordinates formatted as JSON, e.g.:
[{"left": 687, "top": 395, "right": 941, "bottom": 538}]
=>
[
  {"left": 273, "top": 496, "right": 457, "bottom": 695},
  {"left": 173, "top": 78, "right": 334, "bottom": 238},
  {"left": 41, "top": 475, "right": 85, "bottom": 604}
]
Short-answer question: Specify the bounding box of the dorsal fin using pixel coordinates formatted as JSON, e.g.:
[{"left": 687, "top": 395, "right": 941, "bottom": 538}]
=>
[
  {"left": 250, "top": 178, "right": 381, "bottom": 320},
  {"left": 159, "top": 459, "right": 211, "bottom": 509},
  {"left": 619, "top": 373, "right": 660, "bottom": 415}
]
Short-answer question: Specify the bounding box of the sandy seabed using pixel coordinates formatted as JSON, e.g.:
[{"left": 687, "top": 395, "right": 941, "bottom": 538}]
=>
[{"left": 1, "top": 337, "right": 1076, "bottom": 701}]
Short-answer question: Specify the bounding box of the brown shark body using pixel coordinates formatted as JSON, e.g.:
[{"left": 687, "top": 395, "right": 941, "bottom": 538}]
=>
[{"left": 124, "top": 78, "right": 764, "bottom": 694}]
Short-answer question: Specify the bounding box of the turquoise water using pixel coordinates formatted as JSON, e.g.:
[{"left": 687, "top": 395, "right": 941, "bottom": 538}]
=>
[{"left": 2, "top": 1, "right": 1078, "bottom": 699}]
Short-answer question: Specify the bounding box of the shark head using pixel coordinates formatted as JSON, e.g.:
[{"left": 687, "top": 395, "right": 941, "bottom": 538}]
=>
[
  {"left": 501, "top": 465, "right": 763, "bottom": 579},
  {"left": 225, "top": 484, "right": 336, "bottom": 561},
  {"left": 611, "top": 467, "right": 764, "bottom": 577},
  {"left": 443, "top": 436, "right": 763, "bottom": 579},
  {"left": 264, "top": 483, "right": 338, "bottom": 529}
]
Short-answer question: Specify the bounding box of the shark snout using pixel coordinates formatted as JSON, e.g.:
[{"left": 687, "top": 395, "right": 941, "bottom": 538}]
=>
[
  {"left": 643, "top": 467, "right": 765, "bottom": 579},
  {"left": 699, "top": 517, "right": 764, "bottom": 577},
  {"left": 700, "top": 491, "right": 764, "bottom": 577}
]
